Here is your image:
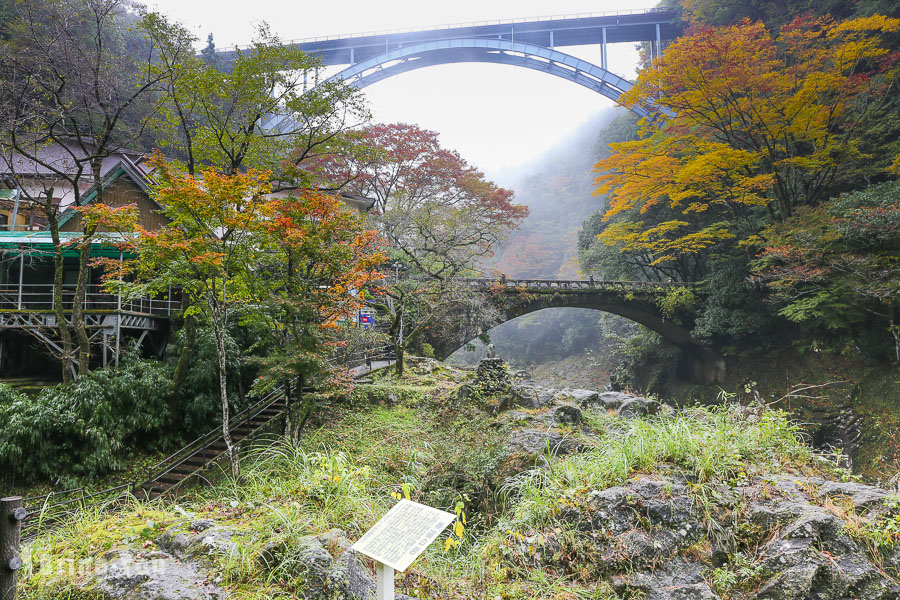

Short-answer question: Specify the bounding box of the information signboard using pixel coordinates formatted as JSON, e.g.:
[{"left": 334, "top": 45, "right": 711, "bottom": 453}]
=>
[
  {"left": 352, "top": 499, "right": 456, "bottom": 572},
  {"left": 359, "top": 309, "right": 375, "bottom": 329}
]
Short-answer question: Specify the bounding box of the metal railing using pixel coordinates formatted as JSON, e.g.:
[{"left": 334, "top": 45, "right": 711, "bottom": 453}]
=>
[
  {"left": 20, "top": 483, "right": 134, "bottom": 540},
  {"left": 223, "top": 7, "right": 673, "bottom": 51},
  {"left": 140, "top": 382, "right": 294, "bottom": 490},
  {"left": 461, "top": 278, "right": 699, "bottom": 291},
  {"left": 0, "top": 283, "right": 179, "bottom": 315}
]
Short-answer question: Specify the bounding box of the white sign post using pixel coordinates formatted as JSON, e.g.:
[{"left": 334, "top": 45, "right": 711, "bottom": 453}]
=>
[{"left": 352, "top": 499, "right": 457, "bottom": 600}]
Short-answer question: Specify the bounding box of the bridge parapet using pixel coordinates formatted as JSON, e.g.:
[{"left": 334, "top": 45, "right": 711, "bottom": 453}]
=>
[
  {"left": 461, "top": 278, "right": 699, "bottom": 293},
  {"left": 424, "top": 277, "right": 723, "bottom": 382}
]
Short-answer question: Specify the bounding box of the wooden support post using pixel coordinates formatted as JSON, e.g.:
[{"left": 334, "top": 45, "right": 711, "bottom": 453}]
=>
[
  {"left": 375, "top": 562, "right": 394, "bottom": 600},
  {"left": 16, "top": 255, "right": 23, "bottom": 310},
  {"left": 1, "top": 496, "right": 25, "bottom": 600}
]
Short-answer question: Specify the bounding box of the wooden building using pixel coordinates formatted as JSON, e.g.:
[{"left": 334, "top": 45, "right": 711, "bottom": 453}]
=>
[{"left": 57, "top": 156, "right": 170, "bottom": 232}]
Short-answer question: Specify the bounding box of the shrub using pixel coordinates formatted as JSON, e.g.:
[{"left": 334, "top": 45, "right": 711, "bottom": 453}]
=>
[{"left": 0, "top": 353, "right": 175, "bottom": 486}]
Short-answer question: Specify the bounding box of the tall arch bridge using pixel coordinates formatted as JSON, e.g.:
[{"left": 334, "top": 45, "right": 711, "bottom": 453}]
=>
[{"left": 242, "top": 8, "right": 683, "bottom": 126}]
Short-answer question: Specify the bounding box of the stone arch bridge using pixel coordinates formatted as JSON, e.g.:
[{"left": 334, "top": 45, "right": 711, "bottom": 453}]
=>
[{"left": 421, "top": 278, "right": 725, "bottom": 382}]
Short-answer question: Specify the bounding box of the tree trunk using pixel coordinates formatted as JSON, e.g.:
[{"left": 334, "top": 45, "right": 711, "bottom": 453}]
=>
[
  {"left": 388, "top": 306, "right": 405, "bottom": 377},
  {"left": 45, "top": 199, "right": 75, "bottom": 382},
  {"left": 211, "top": 303, "right": 238, "bottom": 478},
  {"left": 889, "top": 310, "right": 900, "bottom": 364},
  {"left": 72, "top": 237, "right": 94, "bottom": 376},
  {"left": 172, "top": 306, "right": 195, "bottom": 391},
  {"left": 283, "top": 378, "right": 299, "bottom": 446},
  {"left": 393, "top": 344, "right": 405, "bottom": 377}
]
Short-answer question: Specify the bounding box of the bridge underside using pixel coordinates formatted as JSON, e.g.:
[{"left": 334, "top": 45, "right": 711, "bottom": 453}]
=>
[
  {"left": 323, "top": 39, "right": 659, "bottom": 118},
  {"left": 424, "top": 286, "right": 725, "bottom": 383}
]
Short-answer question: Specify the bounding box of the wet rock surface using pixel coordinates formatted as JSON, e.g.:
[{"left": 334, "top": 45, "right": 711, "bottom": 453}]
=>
[
  {"left": 470, "top": 376, "right": 900, "bottom": 600},
  {"left": 87, "top": 548, "right": 227, "bottom": 600},
  {"left": 257, "top": 529, "right": 414, "bottom": 600},
  {"left": 85, "top": 521, "right": 245, "bottom": 598}
]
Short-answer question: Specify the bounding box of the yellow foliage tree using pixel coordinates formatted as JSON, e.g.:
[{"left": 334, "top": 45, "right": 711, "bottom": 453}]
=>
[{"left": 594, "top": 15, "right": 900, "bottom": 271}]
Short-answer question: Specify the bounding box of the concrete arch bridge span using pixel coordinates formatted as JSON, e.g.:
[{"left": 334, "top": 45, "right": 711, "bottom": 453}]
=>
[{"left": 322, "top": 38, "right": 659, "bottom": 118}]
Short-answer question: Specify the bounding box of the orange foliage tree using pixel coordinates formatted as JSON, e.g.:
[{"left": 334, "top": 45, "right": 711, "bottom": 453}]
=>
[
  {"left": 118, "top": 156, "right": 273, "bottom": 475},
  {"left": 249, "top": 192, "right": 384, "bottom": 443},
  {"left": 112, "top": 155, "right": 385, "bottom": 462},
  {"left": 594, "top": 15, "right": 900, "bottom": 277}
]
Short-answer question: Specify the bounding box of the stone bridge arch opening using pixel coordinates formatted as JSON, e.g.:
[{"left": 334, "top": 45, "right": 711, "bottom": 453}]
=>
[{"left": 423, "top": 280, "right": 725, "bottom": 383}]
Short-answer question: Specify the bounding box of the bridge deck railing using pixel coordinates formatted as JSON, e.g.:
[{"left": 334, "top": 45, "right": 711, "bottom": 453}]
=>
[
  {"left": 225, "top": 7, "right": 673, "bottom": 51},
  {"left": 461, "top": 278, "right": 698, "bottom": 291}
]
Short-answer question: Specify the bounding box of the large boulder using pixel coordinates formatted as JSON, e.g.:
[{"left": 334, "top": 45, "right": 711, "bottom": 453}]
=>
[
  {"left": 507, "top": 382, "right": 556, "bottom": 409},
  {"left": 548, "top": 402, "right": 583, "bottom": 425},
  {"left": 554, "top": 388, "right": 600, "bottom": 407},
  {"left": 618, "top": 397, "right": 661, "bottom": 419},
  {"left": 258, "top": 529, "right": 414, "bottom": 600},
  {"left": 85, "top": 549, "right": 226, "bottom": 600},
  {"left": 156, "top": 521, "right": 243, "bottom": 560},
  {"left": 505, "top": 428, "right": 582, "bottom": 457}
]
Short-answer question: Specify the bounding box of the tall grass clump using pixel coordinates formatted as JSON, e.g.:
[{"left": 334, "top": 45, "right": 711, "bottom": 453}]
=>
[
  {"left": 221, "top": 439, "right": 386, "bottom": 534},
  {"left": 504, "top": 404, "right": 814, "bottom": 529}
]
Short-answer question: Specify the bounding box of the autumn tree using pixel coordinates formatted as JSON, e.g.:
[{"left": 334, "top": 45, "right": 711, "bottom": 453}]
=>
[
  {"left": 0, "top": 0, "right": 183, "bottom": 378},
  {"left": 593, "top": 16, "right": 900, "bottom": 279},
  {"left": 140, "top": 21, "right": 370, "bottom": 390},
  {"left": 753, "top": 180, "right": 900, "bottom": 360},
  {"left": 319, "top": 124, "right": 527, "bottom": 375},
  {"left": 248, "top": 192, "right": 384, "bottom": 444},
  {"left": 116, "top": 156, "right": 273, "bottom": 476}
]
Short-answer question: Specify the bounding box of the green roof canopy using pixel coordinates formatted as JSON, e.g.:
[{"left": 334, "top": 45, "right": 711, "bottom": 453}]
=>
[{"left": 0, "top": 232, "right": 137, "bottom": 258}]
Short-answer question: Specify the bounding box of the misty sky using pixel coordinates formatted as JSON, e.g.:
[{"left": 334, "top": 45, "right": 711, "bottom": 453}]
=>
[{"left": 145, "top": 0, "right": 658, "bottom": 178}]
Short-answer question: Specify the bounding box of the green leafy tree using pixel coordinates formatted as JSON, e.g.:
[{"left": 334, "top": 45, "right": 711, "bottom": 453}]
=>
[
  {"left": 140, "top": 20, "right": 370, "bottom": 392},
  {"left": 754, "top": 180, "right": 900, "bottom": 360},
  {"left": 0, "top": 0, "right": 184, "bottom": 378}
]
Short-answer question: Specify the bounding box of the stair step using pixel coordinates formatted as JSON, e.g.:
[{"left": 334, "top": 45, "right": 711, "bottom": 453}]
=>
[
  {"left": 169, "top": 464, "right": 199, "bottom": 475},
  {"left": 159, "top": 472, "right": 190, "bottom": 484}
]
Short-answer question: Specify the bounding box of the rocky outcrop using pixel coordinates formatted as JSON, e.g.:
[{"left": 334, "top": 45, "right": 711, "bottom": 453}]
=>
[
  {"left": 257, "top": 529, "right": 414, "bottom": 600},
  {"left": 466, "top": 373, "right": 900, "bottom": 600},
  {"left": 83, "top": 519, "right": 239, "bottom": 599},
  {"left": 531, "top": 472, "right": 900, "bottom": 600},
  {"left": 87, "top": 548, "right": 227, "bottom": 600},
  {"left": 83, "top": 519, "right": 418, "bottom": 600}
]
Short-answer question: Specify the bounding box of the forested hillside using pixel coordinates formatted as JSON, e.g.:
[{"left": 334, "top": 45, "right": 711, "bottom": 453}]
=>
[{"left": 490, "top": 111, "right": 619, "bottom": 279}]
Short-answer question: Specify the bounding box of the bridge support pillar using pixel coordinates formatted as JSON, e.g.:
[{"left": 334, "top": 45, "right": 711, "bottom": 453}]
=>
[
  {"left": 656, "top": 24, "right": 661, "bottom": 57},
  {"left": 601, "top": 28, "right": 607, "bottom": 70}
]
